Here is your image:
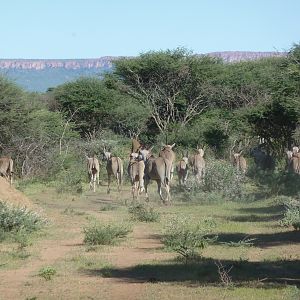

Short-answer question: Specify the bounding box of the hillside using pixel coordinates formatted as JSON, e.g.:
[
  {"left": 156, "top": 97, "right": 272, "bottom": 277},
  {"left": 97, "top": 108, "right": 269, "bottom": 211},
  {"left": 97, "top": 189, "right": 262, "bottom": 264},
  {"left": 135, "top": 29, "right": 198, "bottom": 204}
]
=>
[{"left": 0, "top": 51, "right": 285, "bottom": 92}]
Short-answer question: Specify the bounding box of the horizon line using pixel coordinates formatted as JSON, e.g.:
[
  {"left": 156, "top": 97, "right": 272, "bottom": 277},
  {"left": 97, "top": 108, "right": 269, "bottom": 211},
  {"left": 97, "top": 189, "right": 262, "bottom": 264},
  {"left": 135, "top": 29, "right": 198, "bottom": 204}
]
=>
[{"left": 0, "top": 50, "right": 286, "bottom": 60}]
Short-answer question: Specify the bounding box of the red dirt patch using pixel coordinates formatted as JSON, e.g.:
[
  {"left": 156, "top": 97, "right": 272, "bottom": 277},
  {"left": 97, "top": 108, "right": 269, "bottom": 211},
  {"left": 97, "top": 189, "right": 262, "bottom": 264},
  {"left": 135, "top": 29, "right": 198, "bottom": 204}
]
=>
[{"left": 0, "top": 177, "right": 35, "bottom": 208}]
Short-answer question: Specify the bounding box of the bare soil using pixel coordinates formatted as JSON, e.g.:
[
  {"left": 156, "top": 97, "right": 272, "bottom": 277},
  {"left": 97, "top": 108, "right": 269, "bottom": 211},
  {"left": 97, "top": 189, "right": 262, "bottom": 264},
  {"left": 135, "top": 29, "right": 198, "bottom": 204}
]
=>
[
  {"left": 0, "top": 177, "right": 35, "bottom": 208},
  {"left": 0, "top": 185, "right": 172, "bottom": 300}
]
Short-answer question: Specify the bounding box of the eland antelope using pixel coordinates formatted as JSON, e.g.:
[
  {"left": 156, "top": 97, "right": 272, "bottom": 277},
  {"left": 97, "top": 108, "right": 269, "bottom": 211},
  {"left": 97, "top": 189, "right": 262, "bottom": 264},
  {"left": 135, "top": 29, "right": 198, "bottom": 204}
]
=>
[
  {"left": 87, "top": 155, "right": 100, "bottom": 192},
  {"left": 144, "top": 153, "right": 172, "bottom": 205},
  {"left": 287, "top": 147, "right": 300, "bottom": 174},
  {"left": 127, "top": 152, "right": 145, "bottom": 200},
  {"left": 0, "top": 156, "right": 14, "bottom": 185},
  {"left": 103, "top": 148, "right": 123, "bottom": 194},
  {"left": 176, "top": 152, "right": 189, "bottom": 185},
  {"left": 189, "top": 147, "right": 206, "bottom": 182},
  {"left": 159, "top": 143, "right": 176, "bottom": 181},
  {"left": 232, "top": 151, "right": 247, "bottom": 174}
]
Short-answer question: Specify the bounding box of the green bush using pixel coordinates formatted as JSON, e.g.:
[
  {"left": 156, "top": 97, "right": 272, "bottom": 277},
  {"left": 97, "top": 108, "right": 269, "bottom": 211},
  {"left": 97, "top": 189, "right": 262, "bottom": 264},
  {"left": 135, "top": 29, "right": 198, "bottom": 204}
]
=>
[
  {"left": 162, "top": 216, "right": 217, "bottom": 262},
  {"left": 204, "top": 160, "right": 244, "bottom": 200},
  {"left": 55, "top": 161, "right": 86, "bottom": 194},
  {"left": 128, "top": 203, "right": 160, "bottom": 222},
  {"left": 0, "top": 201, "right": 46, "bottom": 233},
  {"left": 83, "top": 221, "right": 132, "bottom": 245},
  {"left": 38, "top": 266, "right": 57, "bottom": 281},
  {"left": 280, "top": 199, "right": 300, "bottom": 230}
]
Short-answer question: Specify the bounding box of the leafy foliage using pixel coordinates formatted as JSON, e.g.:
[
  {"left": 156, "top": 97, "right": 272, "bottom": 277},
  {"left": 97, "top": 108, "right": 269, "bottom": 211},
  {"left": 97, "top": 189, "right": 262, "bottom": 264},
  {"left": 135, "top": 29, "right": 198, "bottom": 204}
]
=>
[
  {"left": 162, "top": 216, "right": 217, "bottom": 261},
  {"left": 280, "top": 199, "right": 300, "bottom": 230},
  {"left": 114, "top": 48, "right": 222, "bottom": 133},
  {"left": 38, "top": 266, "right": 57, "bottom": 281},
  {"left": 204, "top": 160, "right": 244, "bottom": 200},
  {"left": 0, "top": 201, "right": 46, "bottom": 233},
  {"left": 0, "top": 75, "right": 77, "bottom": 178},
  {"left": 83, "top": 221, "right": 132, "bottom": 245}
]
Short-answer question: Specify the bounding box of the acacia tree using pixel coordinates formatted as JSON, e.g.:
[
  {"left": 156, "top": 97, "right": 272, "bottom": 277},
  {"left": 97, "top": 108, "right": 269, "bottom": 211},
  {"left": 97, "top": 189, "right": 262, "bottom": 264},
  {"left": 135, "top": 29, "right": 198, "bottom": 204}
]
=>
[{"left": 113, "top": 48, "right": 221, "bottom": 133}]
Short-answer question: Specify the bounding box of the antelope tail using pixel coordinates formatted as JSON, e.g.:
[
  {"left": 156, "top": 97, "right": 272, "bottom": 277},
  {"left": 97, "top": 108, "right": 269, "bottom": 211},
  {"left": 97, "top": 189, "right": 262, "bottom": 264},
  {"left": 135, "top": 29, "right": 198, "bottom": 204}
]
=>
[
  {"left": 164, "top": 158, "right": 169, "bottom": 186},
  {"left": 116, "top": 158, "right": 123, "bottom": 185}
]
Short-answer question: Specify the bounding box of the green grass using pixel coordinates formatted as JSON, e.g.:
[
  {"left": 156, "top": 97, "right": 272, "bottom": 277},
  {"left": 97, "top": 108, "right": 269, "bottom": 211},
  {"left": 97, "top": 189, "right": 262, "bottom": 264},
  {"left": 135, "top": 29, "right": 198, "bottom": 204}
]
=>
[
  {"left": 143, "top": 283, "right": 300, "bottom": 300},
  {"left": 3, "top": 182, "right": 299, "bottom": 300}
]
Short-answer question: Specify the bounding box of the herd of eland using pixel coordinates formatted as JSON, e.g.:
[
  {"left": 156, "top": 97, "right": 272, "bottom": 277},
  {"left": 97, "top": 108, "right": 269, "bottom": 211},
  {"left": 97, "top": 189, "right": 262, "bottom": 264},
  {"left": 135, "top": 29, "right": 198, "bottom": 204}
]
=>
[
  {"left": 83, "top": 139, "right": 300, "bottom": 204},
  {"left": 1, "top": 139, "right": 300, "bottom": 204}
]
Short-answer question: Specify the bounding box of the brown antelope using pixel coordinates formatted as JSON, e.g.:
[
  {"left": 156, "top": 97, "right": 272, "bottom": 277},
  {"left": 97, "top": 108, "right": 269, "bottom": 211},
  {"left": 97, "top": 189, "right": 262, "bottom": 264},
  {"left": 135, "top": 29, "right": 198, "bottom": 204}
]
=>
[
  {"left": 103, "top": 148, "right": 123, "bottom": 194},
  {"left": 140, "top": 148, "right": 172, "bottom": 204},
  {"left": 292, "top": 146, "right": 299, "bottom": 155},
  {"left": 0, "top": 156, "right": 14, "bottom": 185},
  {"left": 287, "top": 147, "right": 300, "bottom": 174},
  {"left": 230, "top": 140, "right": 247, "bottom": 174},
  {"left": 232, "top": 151, "right": 247, "bottom": 174},
  {"left": 86, "top": 155, "right": 100, "bottom": 192},
  {"left": 189, "top": 146, "right": 206, "bottom": 181},
  {"left": 144, "top": 155, "right": 172, "bottom": 205},
  {"left": 159, "top": 143, "right": 176, "bottom": 181},
  {"left": 131, "top": 137, "right": 142, "bottom": 153},
  {"left": 176, "top": 151, "right": 189, "bottom": 185},
  {"left": 127, "top": 152, "right": 145, "bottom": 200}
]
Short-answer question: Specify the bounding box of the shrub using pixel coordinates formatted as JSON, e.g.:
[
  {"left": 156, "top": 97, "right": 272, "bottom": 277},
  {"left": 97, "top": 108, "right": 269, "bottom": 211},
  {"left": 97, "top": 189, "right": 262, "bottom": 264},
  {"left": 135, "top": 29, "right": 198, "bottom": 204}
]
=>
[
  {"left": 162, "top": 216, "right": 217, "bottom": 262},
  {"left": 83, "top": 221, "right": 132, "bottom": 245},
  {"left": 280, "top": 199, "right": 300, "bottom": 230},
  {"left": 0, "top": 201, "right": 46, "bottom": 233},
  {"left": 203, "top": 160, "right": 244, "bottom": 200},
  {"left": 128, "top": 203, "right": 160, "bottom": 222},
  {"left": 55, "top": 165, "right": 85, "bottom": 194},
  {"left": 176, "top": 177, "right": 225, "bottom": 203},
  {"left": 38, "top": 266, "right": 57, "bottom": 281}
]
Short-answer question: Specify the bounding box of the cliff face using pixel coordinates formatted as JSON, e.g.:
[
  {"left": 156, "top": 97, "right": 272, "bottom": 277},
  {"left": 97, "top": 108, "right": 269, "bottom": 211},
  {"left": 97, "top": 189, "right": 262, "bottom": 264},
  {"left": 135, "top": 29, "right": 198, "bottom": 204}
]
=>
[
  {"left": 207, "top": 51, "right": 285, "bottom": 62},
  {"left": 0, "top": 52, "right": 286, "bottom": 92},
  {"left": 0, "top": 52, "right": 285, "bottom": 70},
  {"left": 0, "top": 57, "right": 118, "bottom": 70}
]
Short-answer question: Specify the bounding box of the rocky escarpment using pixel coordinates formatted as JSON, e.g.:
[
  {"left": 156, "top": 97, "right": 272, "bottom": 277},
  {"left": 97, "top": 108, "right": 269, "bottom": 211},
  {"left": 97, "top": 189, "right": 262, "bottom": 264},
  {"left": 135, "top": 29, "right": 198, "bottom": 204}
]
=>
[
  {"left": 0, "top": 52, "right": 286, "bottom": 70},
  {"left": 0, "top": 52, "right": 287, "bottom": 92},
  {"left": 0, "top": 57, "right": 119, "bottom": 70},
  {"left": 207, "top": 51, "right": 285, "bottom": 62}
]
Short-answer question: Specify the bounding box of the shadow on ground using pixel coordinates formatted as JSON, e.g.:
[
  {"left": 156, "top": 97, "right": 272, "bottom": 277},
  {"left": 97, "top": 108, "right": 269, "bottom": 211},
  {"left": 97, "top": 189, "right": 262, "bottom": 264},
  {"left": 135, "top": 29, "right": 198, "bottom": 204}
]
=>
[
  {"left": 237, "top": 205, "right": 283, "bottom": 215},
  {"left": 83, "top": 257, "right": 300, "bottom": 287},
  {"left": 214, "top": 231, "right": 300, "bottom": 248},
  {"left": 227, "top": 214, "right": 282, "bottom": 222}
]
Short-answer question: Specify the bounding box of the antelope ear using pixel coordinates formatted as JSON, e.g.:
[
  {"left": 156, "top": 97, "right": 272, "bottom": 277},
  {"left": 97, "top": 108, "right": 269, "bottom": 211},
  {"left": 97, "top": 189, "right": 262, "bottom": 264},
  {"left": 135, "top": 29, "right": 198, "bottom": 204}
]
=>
[
  {"left": 171, "top": 143, "right": 176, "bottom": 148},
  {"left": 239, "top": 150, "right": 243, "bottom": 155},
  {"left": 149, "top": 146, "right": 154, "bottom": 151}
]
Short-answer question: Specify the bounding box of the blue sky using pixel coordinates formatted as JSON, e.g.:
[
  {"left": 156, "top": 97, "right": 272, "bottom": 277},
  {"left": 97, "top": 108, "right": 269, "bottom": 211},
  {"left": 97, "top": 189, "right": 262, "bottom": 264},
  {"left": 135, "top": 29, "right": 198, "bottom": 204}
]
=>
[{"left": 1, "top": 0, "right": 299, "bottom": 58}]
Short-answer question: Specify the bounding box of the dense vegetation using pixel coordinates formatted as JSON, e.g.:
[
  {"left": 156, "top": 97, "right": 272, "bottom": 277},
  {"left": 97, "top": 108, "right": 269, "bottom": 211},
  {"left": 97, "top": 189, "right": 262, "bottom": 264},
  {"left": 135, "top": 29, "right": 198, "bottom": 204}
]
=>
[{"left": 0, "top": 43, "right": 299, "bottom": 196}]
